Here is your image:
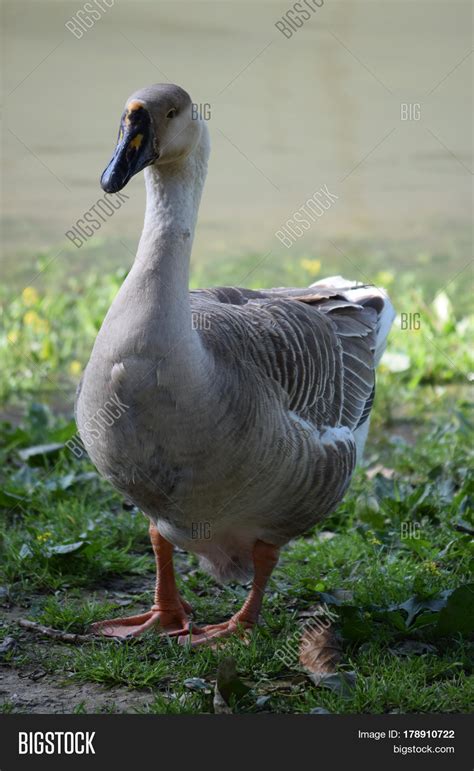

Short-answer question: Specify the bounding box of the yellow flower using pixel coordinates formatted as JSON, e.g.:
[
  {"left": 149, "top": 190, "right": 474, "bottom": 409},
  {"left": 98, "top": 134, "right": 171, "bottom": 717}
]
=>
[
  {"left": 23, "top": 310, "right": 39, "bottom": 327},
  {"left": 23, "top": 311, "right": 50, "bottom": 334},
  {"left": 300, "top": 258, "right": 321, "bottom": 276},
  {"left": 367, "top": 531, "right": 382, "bottom": 546},
  {"left": 22, "top": 286, "right": 39, "bottom": 306},
  {"left": 36, "top": 531, "right": 52, "bottom": 543},
  {"left": 69, "top": 360, "right": 82, "bottom": 376},
  {"left": 422, "top": 561, "right": 440, "bottom": 575},
  {"left": 7, "top": 331, "right": 18, "bottom": 344}
]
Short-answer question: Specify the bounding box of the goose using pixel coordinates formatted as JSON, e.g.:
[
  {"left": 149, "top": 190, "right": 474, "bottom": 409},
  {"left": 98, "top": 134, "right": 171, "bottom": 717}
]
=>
[{"left": 76, "top": 83, "right": 395, "bottom": 644}]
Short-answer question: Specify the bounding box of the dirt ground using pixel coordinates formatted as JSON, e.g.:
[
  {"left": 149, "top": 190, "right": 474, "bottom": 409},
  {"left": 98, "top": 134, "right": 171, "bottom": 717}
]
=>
[
  {"left": 0, "top": 584, "right": 160, "bottom": 714},
  {"left": 0, "top": 667, "right": 155, "bottom": 714}
]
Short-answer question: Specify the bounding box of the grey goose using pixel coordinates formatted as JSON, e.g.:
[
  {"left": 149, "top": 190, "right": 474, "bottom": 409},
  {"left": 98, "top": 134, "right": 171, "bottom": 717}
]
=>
[{"left": 76, "top": 84, "right": 395, "bottom": 643}]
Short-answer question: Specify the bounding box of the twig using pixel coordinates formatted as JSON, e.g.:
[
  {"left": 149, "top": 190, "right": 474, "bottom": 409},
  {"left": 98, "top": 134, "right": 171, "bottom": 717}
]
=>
[{"left": 18, "top": 619, "right": 92, "bottom": 644}]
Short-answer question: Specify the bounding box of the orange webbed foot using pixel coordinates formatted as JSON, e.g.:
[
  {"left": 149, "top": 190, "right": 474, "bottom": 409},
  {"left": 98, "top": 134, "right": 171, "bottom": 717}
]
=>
[
  {"left": 177, "top": 616, "right": 254, "bottom": 647},
  {"left": 91, "top": 599, "right": 198, "bottom": 639}
]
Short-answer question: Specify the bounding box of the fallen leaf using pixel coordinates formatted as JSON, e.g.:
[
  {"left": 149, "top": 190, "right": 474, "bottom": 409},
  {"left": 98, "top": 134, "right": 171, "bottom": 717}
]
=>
[
  {"left": 436, "top": 583, "right": 474, "bottom": 637},
  {"left": 213, "top": 687, "right": 232, "bottom": 714},
  {"left": 299, "top": 618, "right": 342, "bottom": 681},
  {"left": 391, "top": 591, "right": 452, "bottom": 627},
  {"left": 215, "top": 656, "right": 249, "bottom": 708},
  {"left": 184, "top": 677, "right": 212, "bottom": 694}
]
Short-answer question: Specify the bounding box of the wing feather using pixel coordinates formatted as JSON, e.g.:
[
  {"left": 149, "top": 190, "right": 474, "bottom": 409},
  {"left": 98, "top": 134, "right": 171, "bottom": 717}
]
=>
[{"left": 191, "top": 283, "right": 382, "bottom": 431}]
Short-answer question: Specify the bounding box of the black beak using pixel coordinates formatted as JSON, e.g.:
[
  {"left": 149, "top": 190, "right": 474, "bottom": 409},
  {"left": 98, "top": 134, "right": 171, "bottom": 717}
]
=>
[{"left": 100, "top": 103, "right": 157, "bottom": 193}]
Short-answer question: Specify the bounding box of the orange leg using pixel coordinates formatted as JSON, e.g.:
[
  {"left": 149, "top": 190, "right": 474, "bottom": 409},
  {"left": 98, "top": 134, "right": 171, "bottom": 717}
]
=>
[
  {"left": 91, "top": 524, "right": 196, "bottom": 639},
  {"left": 179, "top": 539, "right": 280, "bottom": 646}
]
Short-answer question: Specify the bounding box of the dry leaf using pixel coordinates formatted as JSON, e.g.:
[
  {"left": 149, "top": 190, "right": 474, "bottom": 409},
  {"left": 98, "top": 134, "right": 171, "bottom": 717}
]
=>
[
  {"left": 213, "top": 656, "right": 249, "bottom": 714},
  {"left": 317, "top": 671, "right": 357, "bottom": 697},
  {"left": 213, "top": 686, "right": 233, "bottom": 714},
  {"left": 299, "top": 619, "right": 342, "bottom": 684},
  {"left": 299, "top": 613, "right": 357, "bottom": 699}
]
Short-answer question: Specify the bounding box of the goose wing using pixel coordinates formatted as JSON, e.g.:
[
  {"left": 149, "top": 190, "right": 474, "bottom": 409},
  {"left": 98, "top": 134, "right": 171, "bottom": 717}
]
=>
[{"left": 190, "top": 283, "right": 383, "bottom": 431}]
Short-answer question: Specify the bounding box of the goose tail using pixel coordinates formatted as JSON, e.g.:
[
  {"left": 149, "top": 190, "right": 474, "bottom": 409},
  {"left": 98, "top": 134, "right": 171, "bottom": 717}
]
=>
[{"left": 310, "top": 274, "right": 395, "bottom": 365}]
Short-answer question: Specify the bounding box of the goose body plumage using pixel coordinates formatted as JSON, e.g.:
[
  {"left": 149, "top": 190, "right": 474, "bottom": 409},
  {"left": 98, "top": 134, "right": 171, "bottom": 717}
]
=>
[
  {"left": 76, "top": 84, "right": 394, "bottom": 621},
  {"left": 78, "top": 275, "right": 393, "bottom": 581}
]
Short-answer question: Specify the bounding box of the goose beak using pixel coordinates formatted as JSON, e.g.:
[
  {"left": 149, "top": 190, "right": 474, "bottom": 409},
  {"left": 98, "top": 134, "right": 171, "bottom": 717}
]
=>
[{"left": 101, "top": 101, "right": 157, "bottom": 193}]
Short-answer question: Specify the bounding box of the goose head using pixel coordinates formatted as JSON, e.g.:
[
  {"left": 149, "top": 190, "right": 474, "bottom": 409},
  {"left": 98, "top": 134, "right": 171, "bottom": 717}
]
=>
[{"left": 101, "top": 83, "right": 201, "bottom": 193}]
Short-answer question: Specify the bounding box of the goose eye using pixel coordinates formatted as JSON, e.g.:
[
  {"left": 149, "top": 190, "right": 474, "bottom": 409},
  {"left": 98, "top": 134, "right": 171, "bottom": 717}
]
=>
[{"left": 166, "top": 109, "right": 176, "bottom": 119}]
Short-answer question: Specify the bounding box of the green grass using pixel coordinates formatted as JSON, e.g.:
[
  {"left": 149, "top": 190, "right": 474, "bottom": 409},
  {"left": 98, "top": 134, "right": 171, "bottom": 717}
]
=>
[
  {"left": 0, "top": 250, "right": 473, "bottom": 713},
  {"left": 1, "top": 251, "right": 472, "bottom": 406}
]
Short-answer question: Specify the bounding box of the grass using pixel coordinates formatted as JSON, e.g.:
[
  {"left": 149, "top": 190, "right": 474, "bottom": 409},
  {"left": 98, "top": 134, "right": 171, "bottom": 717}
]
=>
[{"left": 0, "top": 249, "right": 473, "bottom": 713}]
